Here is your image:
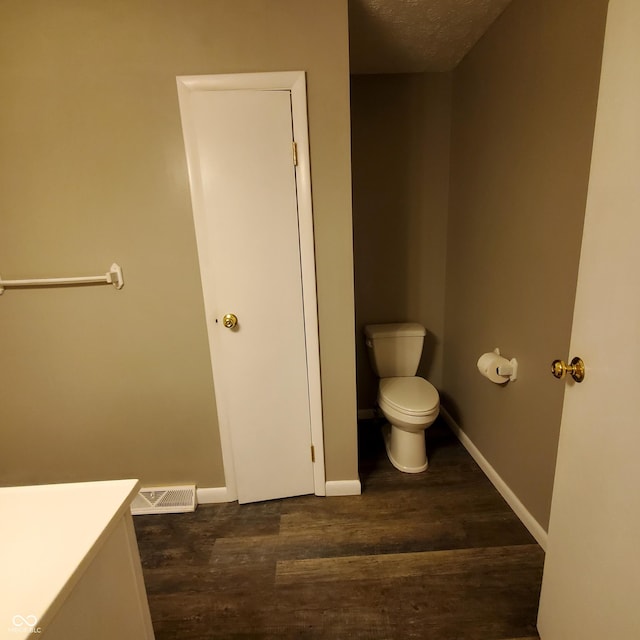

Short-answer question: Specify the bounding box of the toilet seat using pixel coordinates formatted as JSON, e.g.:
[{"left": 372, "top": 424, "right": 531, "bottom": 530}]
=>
[{"left": 379, "top": 377, "right": 439, "bottom": 417}]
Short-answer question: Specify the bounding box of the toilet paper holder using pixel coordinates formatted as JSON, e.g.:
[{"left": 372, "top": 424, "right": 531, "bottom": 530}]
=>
[{"left": 477, "top": 348, "right": 518, "bottom": 383}]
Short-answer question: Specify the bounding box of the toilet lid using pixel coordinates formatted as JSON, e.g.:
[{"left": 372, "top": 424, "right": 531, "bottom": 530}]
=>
[{"left": 379, "top": 377, "right": 439, "bottom": 416}]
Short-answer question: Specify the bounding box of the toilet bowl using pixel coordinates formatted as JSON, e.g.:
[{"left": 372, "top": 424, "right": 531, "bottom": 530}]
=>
[
  {"left": 365, "top": 323, "right": 440, "bottom": 473},
  {"left": 378, "top": 376, "right": 439, "bottom": 473}
]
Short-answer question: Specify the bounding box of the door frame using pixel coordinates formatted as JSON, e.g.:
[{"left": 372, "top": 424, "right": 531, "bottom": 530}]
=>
[{"left": 177, "top": 71, "right": 325, "bottom": 500}]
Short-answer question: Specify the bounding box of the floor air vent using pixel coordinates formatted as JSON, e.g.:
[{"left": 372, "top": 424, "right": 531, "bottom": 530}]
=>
[{"left": 131, "top": 485, "right": 197, "bottom": 515}]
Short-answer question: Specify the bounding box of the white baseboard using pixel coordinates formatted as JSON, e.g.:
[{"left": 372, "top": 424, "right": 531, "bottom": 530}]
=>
[
  {"left": 196, "top": 486, "right": 234, "bottom": 504},
  {"left": 197, "top": 482, "right": 364, "bottom": 502},
  {"left": 439, "top": 407, "right": 548, "bottom": 551},
  {"left": 358, "top": 408, "right": 376, "bottom": 420},
  {"left": 325, "top": 479, "right": 362, "bottom": 496}
]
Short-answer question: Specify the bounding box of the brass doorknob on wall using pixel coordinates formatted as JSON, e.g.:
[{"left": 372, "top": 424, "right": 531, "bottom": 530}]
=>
[
  {"left": 551, "top": 357, "right": 585, "bottom": 383},
  {"left": 222, "top": 313, "right": 238, "bottom": 329}
]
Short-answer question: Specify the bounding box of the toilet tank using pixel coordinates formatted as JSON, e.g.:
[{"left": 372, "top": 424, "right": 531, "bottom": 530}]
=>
[{"left": 364, "top": 323, "right": 426, "bottom": 377}]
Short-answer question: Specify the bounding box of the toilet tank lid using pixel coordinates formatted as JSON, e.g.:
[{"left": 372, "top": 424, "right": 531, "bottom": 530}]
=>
[{"left": 364, "top": 323, "right": 426, "bottom": 339}]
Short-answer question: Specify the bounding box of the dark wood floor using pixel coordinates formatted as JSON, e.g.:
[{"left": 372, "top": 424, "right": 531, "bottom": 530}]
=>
[{"left": 134, "top": 419, "right": 544, "bottom": 639}]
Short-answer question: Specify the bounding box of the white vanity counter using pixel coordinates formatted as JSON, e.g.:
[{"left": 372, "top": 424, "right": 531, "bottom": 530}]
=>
[{"left": 0, "top": 479, "right": 154, "bottom": 639}]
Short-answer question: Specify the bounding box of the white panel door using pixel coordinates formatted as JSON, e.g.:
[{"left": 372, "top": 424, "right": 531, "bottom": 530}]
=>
[
  {"left": 537, "top": 1, "right": 640, "bottom": 637},
  {"left": 185, "top": 88, "right": 314, "bottom": 503}
]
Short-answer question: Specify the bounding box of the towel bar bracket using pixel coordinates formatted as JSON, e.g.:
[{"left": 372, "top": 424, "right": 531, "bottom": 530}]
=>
[{"left": 106, "top": 263, "right": 124, "bottom": 290}]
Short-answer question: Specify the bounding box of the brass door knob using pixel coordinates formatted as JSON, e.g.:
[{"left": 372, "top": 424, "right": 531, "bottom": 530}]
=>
[
  {"left": 551, "top": 357, "right": 585, "bottom": 383},
  {"left": 222, "top": 313, "right": 238, "bottom": 329}
]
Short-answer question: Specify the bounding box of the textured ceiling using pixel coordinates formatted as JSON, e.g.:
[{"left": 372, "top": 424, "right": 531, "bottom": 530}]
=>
[{"left": 349, "top": 0, "right": 513, "bottom": 74}]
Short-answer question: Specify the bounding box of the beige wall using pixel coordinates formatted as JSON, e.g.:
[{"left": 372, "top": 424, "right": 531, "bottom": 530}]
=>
[
  {"left": 0, "top": 0, "right": 357, "bottom": 487},
  {"left": 351, "top": 73, "right": 452, "bottom": 410},
  {"left": 444, "top": 0, "right": 609, "bottom": 529}
]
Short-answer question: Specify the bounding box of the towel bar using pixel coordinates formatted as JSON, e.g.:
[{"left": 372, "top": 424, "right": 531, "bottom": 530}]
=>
[{"left": 0, "top": 263, "right": 124, "bottom": 294}]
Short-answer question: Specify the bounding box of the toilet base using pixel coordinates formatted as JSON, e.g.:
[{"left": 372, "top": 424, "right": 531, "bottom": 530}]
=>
[{"left": 382, "top": 423, "right": 428, "bottom": 473}]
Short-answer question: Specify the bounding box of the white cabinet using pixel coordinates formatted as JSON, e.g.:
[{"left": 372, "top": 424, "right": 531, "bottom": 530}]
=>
[{"left": 0, "top": 479, "right": 154, "bottom": 639}]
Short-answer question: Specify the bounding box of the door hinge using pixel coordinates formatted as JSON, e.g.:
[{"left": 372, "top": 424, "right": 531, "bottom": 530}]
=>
[
  {"left": 311, "top": 445, "right": 315, "bottom": 463},
  {"left": 292, "top": 141, "right": 298, "bottom": 166}
]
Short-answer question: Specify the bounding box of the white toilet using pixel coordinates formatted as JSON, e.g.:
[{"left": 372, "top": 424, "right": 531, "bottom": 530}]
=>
[{"left": 365, "top": 323, "right": 440, "bottom": 473}]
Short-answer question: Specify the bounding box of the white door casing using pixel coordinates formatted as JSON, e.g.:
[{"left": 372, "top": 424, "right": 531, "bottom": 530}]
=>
[
  {"left": 537, "top": 1, "right": 640, "bottom": 637},
  {"left": 177, "top": 72, "right": 325, "bottom": 503}
]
